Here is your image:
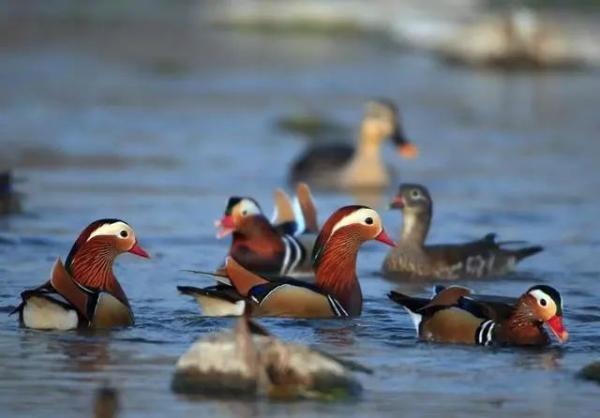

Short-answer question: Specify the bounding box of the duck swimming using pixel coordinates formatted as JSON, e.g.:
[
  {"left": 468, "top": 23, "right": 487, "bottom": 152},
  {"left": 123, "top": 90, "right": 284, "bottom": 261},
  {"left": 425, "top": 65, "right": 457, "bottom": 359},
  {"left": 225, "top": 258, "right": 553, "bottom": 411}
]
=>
[
  {"left": 382, "top": 184, "right": 543, "bottom": 279},
  {"left": 289, "top": 99, "right": 418, "bottom": 190},
  {"left": 11, "top": 219, "right": 149, "bottom": 330},
  {"left": 388, "top": 284, "right": 568, "bottom": 346},
  {"left": 179, "top": 205, "right": 395, "bottom": 317},
  {"left": 214, "top": 195, "right": 316, "bottom": 278}
]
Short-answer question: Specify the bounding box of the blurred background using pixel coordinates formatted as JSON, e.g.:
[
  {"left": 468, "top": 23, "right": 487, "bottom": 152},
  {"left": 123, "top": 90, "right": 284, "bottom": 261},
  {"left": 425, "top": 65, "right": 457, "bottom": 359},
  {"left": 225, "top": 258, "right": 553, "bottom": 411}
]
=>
[{"left": 1, "top": 1, "right": 600, "bottom": 417}]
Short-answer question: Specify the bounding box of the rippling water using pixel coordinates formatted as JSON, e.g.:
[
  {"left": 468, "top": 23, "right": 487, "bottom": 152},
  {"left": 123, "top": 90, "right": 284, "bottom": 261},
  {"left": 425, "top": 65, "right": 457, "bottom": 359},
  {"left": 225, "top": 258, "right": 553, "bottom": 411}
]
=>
[{"left": 1, "top": 20, "right": 599, "bottom": 417}]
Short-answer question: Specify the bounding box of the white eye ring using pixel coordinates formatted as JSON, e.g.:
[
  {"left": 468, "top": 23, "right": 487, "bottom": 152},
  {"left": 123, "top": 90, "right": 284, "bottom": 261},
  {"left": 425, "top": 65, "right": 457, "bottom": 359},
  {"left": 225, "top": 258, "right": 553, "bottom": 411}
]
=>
[
  {"left": 539, "top": 298, "right": 547, "bottom": 307},
  {"left": 410, "top": 190, "right": 421, "bottom": 199}
]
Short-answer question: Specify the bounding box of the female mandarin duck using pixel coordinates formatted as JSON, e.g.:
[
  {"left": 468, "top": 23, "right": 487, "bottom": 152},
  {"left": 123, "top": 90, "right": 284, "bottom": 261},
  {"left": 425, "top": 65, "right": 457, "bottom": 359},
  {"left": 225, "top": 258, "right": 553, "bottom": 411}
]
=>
[
  {"left": 12, "top": 219, "right": 149, "bottom": 330},
  {"left": 389, "top": 285, "right": 568, "bottom": 346},
  {"left": 289, "top": 99, "right": 418, "bottom": 190},
  {"left": 179, "top": 205, "right": 395, "bottom": 317},
  {"left": 213, "top": 194, "right": 317, "bottom": 278},
  {"left": 382, "top": 184, "right": 543, "bottom": 279}
]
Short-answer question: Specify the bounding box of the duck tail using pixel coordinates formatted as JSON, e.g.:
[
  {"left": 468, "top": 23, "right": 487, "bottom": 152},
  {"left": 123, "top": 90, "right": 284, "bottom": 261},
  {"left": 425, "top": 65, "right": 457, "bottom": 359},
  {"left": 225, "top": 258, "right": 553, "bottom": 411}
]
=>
[
  {"left": 388, "top": 291, "right": 426, "bottom": 333},
  {"left": 514, "top": 245, "right": 544, "bottom": 261}
]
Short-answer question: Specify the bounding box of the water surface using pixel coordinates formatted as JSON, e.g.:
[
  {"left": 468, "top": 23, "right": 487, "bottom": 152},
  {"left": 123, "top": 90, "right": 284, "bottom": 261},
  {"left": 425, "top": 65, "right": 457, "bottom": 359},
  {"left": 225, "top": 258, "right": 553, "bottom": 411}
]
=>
[{"left": 1, "top": 21, "right": 599, "bottom": 417}]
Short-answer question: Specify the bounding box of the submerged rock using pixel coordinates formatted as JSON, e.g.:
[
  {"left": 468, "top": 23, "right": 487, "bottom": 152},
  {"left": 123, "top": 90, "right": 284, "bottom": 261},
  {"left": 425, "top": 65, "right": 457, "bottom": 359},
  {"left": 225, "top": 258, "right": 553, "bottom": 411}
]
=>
[
  {"left": 172, "top": 318, "right": 367, "bottom": 400},
  {"left": 0, "top": 171, "right": 22, "bottom": 215},
  {"left": 93, "top": 385, "right": 119, "bottom": 418},
  {"left": 578, "top": 361, "right": 600, "bottom": 384}
]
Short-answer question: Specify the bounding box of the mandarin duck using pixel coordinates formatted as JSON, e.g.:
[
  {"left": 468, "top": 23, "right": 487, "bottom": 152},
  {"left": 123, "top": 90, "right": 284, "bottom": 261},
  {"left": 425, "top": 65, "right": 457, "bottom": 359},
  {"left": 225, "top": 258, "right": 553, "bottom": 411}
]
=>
[
  {"left": 172, "top": 314, "right": 368, "bottom": 399},
  {"left": 214, "top": 195, "right": 316, "bottom": 278},
  {"left": 289, "top": 99, "right": 418, "bottom": 191},
  {"left": 179, "top": 205, "right": 395, "bottom": 317},
  {"left": 382, "top": 184, "right": 543, "bottom": 280},
  {"left": 389, "top": 284, "right": 568, "bottom": 346},
  {"left": 11, "top": 219, "right": 149, "bottom": 330}
]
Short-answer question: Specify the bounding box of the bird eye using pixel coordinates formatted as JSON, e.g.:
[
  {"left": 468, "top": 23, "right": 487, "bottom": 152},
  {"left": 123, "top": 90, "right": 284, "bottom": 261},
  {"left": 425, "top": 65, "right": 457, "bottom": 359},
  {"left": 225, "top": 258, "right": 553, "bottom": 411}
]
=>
[
  {"left": 242, "top": 210, "right": 248, "bottom": 216},
  {"left": 120, "top": 230, "right": 128, "bottom": 238},
  {"left": 411, "top": 190, "right": 420, "bottom": 199},
  {"left": 365, "top": 217, "right": 373, "bottom": 225},
  {"left": 539, "top": 298, "right": 547, "bottom": 307}
]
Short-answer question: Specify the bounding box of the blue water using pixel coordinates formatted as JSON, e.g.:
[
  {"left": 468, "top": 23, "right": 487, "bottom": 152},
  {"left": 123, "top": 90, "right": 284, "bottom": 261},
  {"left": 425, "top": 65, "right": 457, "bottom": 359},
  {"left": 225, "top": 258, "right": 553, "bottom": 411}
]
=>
[{"left": 1, "top": 21, "right": 599, "bottom": 417}]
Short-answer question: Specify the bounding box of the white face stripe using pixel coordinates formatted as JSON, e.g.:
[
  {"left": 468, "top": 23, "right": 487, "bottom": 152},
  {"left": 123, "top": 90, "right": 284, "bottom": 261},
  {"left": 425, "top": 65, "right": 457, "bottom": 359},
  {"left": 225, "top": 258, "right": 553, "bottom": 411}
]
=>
[
  {"left": 330, "top": 208, "right": 382, "bottom": 237},
  {"left": 528, "top": 289, "right": 560, "bottom": 311},
  {"left": 87, "top": 221, "right": 134, "bottom": 242},
  {"left": 238, "top": 199, "right": 261, "bottom": 216}
]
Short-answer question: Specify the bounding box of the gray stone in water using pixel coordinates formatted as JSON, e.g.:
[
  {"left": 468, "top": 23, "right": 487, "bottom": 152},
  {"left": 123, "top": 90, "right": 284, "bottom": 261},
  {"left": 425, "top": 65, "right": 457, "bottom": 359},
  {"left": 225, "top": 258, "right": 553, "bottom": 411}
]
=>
[
  {"left": 171, "top": 319, "right": 365, "bottom": 400},
  {"left": 578, "top": 361, "right": 600, "bottom": 384}
]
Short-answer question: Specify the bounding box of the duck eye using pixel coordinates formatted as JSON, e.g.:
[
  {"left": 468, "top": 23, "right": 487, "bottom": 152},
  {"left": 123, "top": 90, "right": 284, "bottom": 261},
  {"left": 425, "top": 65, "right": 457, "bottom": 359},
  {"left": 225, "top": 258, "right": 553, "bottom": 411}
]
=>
[
  {"left": 242, "top": 210, "right": 248, "bottom": 216},
  {"left": 411, "top": 190, "right": 420, "bottom": 199},
  {"left": 540, "top": 298, "right": 547, "bottom": 307},
  {"left": 365, "top": 217, "right": 373, "bottom": 225},
  {"left": 120, "top": 230, "right": 128, "bottom": 238}
]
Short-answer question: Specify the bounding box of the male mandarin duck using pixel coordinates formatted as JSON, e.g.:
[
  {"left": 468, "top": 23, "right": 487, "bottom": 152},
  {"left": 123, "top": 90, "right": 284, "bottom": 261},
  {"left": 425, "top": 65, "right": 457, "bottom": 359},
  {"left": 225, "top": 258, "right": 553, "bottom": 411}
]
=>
[
  {"left": 11, "top": 219, "right": 149, "bottom": 330},
  {"left": 179, "top": 205, "right": 395, "bottom": 317},
  {"left": 382, "top": 184, "right": 543, "bottom": 279},
  {"left": 289, "top": 99, "right": 418, "bottom": 190},
  {"left": 213, "top": 193, "right": 317, "bottom": 278},
  {"left": 388, "top": 285, "right": 568, "bottom": 346}
]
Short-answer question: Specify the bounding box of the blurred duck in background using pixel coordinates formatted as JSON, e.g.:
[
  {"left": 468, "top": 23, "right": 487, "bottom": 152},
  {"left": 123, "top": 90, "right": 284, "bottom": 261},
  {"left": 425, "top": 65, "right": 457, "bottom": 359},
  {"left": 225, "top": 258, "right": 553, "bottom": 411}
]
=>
[
  {"left": 0, "top": 170, "right": 22, "bottom": 215},
  {"left": 382, "top": 184, "right": 543, "bottom": 280},
  {"left": 178, "top": 205, "right": 394, "bottom": 317},
  {"left": 289, "top": 99, "right": 418, "bottom": 190},
  {"left": 388, "top": 284, "right": 568, "bottom": 346},
  {"left": 11, "top": 219, "right": 150, "bottom": 330}
]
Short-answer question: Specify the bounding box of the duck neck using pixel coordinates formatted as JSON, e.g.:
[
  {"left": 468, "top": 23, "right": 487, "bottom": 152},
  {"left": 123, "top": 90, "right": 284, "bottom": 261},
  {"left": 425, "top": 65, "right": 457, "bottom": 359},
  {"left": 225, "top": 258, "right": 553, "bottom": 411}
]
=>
[
  {"left": 354, "top": 121, "right": 384, "bottom": 162},
  {"left": 67, "top": 238, "right": 120, "bottom": 293},
  {"left": 234, "top": 216, "right": 284, "bottom": 252},
  {"left": 401, "top": 209, "right": 431, "bottom": 246},
  {"left": 314, "top": 231, "right": 362, "bottom": 316},
  {"left": 499, "top": 300, "right": 548, "bottom": 344}
]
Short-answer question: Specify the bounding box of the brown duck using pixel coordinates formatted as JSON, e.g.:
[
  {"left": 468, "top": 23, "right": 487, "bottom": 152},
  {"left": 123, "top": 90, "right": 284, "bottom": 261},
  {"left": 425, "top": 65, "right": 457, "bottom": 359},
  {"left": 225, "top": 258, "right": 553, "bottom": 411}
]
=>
[
  {"left": 179, "top": 205, "right": 395, "bottom": 317},
  {"left": 382, "top": 184, "right": 543, "bottom": 279},
  {"left": 213, "top": 195, "right": 316, "bottom": 278},
  {"left": 11, "top": 219, "right": 149, "bottom": 330},
  {"left": 388, "top": 284, "right": 568, "bottom": 346},
  {"left": 289, "top": 99, "right": 418, "bottom": 190}
]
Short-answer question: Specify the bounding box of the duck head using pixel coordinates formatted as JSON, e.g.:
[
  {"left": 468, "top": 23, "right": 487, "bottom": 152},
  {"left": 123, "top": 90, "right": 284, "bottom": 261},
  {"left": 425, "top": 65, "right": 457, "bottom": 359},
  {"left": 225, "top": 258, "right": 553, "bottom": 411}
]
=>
[
  {"left": 518, "top": 285, "right": 568, "bottom": 343},
  {"left": 313, "top": 205, "right": 395, "bottom": 267},
  {"left": 389, "top": 183, "right": 432, "bottom": 244},
  {"left": 65, "top": 219, "right": 149, "bottom": 288},
  {"left": 362, "top": 99, "right": 418, "bottom": 159},
  {"left": 215, "top": 197, "right": 264, "bottom": 239}
]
